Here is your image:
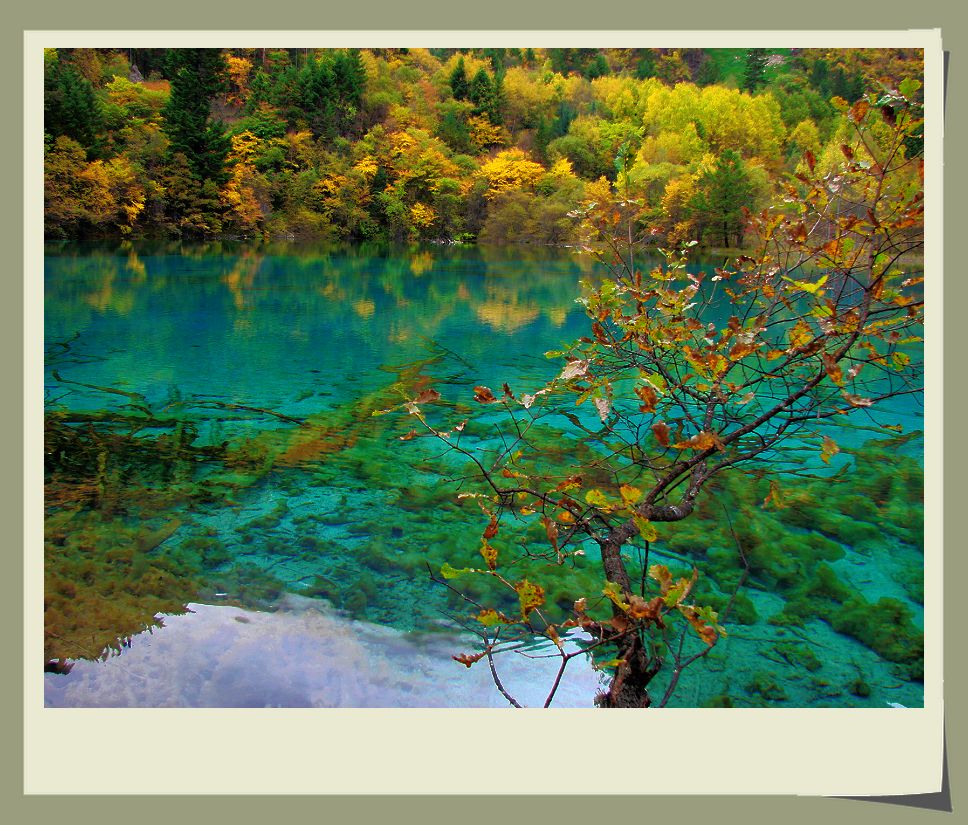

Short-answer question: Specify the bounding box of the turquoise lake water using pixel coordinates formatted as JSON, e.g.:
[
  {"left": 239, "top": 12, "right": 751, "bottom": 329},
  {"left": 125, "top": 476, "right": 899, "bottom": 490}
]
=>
[{"left": 42, "top": 241, "right": 926, "bottom": 708}]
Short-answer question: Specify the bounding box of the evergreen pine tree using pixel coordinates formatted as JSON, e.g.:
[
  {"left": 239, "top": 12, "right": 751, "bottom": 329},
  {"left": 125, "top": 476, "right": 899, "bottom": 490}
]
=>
[
  {"left": 45, "top": 61, "right": 103, "bottom": 150},
  {"left": 695, "top": 56, "right": 721, "bottom": 86},
  {"left": 161, "top": 48, "right": 230, "bottom": 184},
  {"left": 449, "top": 56, "right": 469, "bottom": 100},
  {"left": 742, "top": 49, "right": 769, "bottom": 92},
  {"left": 635, "top": 49, "right": 657, "bottom": 79},
  {"left": 469, "top": 67, "right": 499, "bottom": 124},
  {"left": 698, "top": 149, "right": 754, "bottom": 248}
]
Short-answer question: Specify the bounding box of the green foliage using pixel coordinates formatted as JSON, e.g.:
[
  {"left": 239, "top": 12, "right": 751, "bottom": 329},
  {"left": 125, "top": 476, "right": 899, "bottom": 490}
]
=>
[
  {"left": 692, "top": 148, "right": 755, "bottom": 247},
  {"left": 449, "top": 56, "right": 469, "bottom": 100},
  {"left": 161, "top": 48, "right": 230, "bottom": 184},
  {"left": 742, "top": 49, "right": 769, "bottom": 92},
  {"left": 45, "top": 59, "right": 103, "bottom": 150}
]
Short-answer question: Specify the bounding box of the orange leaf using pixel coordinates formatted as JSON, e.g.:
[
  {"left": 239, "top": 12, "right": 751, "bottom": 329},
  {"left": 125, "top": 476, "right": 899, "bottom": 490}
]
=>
[
  {"left": 453, "top": 652, "right": 486, "bottom": 668},
  {"left": 635, "top": 384, "right": 658, "bottom": 413},
  {"left": 652, "top": 421, "right": 670, "bottom": 447},
  {"left": 849, "top": 99, "right": 870, "bottom": 123},
  {"left": 541, "top": 515, "right": 560, "bottom": 552},
  {"left": 483, "top": 515, "right": 499, "bottom": 540},
  {"left": 787, "top": 319, "right": 813, "bottom": 350},
  {"left": 679, "top": 605, "right": 718, "bottom": 646},
  {"left": 672, "top": 431, "right": 723, "bottom": 451},
  {"left": 822, "top": 353, "right": 844, "bottom": 386}
]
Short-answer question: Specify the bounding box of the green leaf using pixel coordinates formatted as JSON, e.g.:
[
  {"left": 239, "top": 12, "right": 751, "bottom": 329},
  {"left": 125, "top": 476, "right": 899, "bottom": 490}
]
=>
[
  {"left": 783, "top": 274, "right": 828, "bottom": 295},
  {"left": 441, "top": 562, "right": 472, "bottom": 579},
  {"left": 620, "top": 484, "right": 642, "bottom": 506},
  {"left": 585, "top": 489, "right": 611, "bottom": 508},
  {"left": 899, "top": 78, "right": 921, "bottom": 100},
  {"left": 633, "top": 514, "right": 658, "bottom": 542}
]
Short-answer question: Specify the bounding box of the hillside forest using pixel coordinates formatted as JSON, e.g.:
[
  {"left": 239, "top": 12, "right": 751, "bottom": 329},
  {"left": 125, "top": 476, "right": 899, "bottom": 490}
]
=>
[{"left": 44, "top": 46, "right": 924, "bottom": 248}]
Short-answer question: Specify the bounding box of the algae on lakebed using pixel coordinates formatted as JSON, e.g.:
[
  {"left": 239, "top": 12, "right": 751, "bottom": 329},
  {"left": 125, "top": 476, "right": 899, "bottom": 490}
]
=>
[{"left": 43, "top": 345, "right": 924, "bottom": 705}]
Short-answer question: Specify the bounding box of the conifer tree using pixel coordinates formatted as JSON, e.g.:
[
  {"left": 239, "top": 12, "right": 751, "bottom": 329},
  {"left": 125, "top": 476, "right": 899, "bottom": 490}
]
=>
[
  {"left": 44, "top": 60, "right": 103, "bottom": 151},
  {"left": 743, "top": 48, "right": 769, "bottom": 92},
  {"left": 449, "top": 56, "right": 469, "bottom": 100},
  {"left": 161, "top": 48, "right": 230, "bottom": 184}
]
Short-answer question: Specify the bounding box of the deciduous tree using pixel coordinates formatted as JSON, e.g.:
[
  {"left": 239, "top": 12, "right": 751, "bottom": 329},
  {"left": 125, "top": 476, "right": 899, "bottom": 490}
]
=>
[{"left": 387, "top": 84, "right": 924, "bottom": 708}]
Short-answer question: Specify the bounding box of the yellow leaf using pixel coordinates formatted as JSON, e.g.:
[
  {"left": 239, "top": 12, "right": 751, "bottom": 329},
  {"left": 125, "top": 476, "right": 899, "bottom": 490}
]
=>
[
  {"left": 480, "top": 539, "right": 498, "bottom": 571},
  {"left": 602, "top": 580, "right": 629, "bottom": 612},
  {"left": 515, "top": 579, "right": 545, "bottom": 618},
  {"left": 633, "top": 514, "right": 658, "bottom": 542},
  {"left": 820, "top": 435, "right": 840, "bottom": 464},
  {"left": 620, "top": 484, "right": 642, "bottom": 506},
  {"left": 788, "top": 319, "right": 813, "bottom": 349}
]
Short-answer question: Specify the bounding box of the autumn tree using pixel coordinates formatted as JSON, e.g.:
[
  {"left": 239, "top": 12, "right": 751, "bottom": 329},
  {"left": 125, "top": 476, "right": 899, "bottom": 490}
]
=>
[{"left": 386, "top": 83, "right": 924, "bottom": 708}]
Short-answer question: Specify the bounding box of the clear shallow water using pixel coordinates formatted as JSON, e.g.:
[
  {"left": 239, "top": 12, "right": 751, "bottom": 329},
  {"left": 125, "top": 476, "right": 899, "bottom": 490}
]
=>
[{"left": 43, "top": 241, "right": 925, "bottom": 708}]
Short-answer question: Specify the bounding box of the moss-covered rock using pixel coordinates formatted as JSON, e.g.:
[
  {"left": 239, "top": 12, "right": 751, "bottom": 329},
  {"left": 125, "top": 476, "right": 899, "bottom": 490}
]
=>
[{"left": 830, "top": 597, "right": 924, "bottom": 677}]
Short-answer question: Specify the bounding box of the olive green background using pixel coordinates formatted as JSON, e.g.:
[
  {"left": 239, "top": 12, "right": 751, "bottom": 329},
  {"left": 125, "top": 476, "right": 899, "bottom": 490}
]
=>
[{"left": 4, "top": 2, "right": 960, "bottom": 820}]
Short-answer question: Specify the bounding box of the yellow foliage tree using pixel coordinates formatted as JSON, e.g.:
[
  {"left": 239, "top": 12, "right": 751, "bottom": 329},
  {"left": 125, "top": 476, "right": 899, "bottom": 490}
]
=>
[
  {"left": 475, "top": 149, "right": 546, "bottom": 200},
  {"left": 225, "top": 55, "right": 253, "bottom": 107}
]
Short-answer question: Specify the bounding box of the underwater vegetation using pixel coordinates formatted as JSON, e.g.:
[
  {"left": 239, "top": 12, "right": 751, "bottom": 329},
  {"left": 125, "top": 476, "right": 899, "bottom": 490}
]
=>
[{"left": 43, "top": 339, "right": 924, "bottom": 706}]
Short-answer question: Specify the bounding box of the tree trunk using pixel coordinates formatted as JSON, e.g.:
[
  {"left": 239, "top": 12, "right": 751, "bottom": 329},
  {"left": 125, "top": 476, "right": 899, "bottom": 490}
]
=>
[
  {"left": 597, "top": 631, "right": 658, "bottom": 708},
  {"left": 596, "top": 537, "right": 661, "bottom": 708}
]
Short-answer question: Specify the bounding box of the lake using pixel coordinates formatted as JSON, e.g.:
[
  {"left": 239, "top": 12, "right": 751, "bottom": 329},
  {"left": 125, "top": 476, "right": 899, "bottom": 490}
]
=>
[{"left": 42, "top": 241, "right": 925, "bottom": 708}]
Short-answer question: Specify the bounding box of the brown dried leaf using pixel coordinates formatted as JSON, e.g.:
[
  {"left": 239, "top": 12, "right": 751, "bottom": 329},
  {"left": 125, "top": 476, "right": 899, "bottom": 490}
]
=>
[
  {"left": 473, "top": 385, "right": 498, "bottom": 404},
  {"left": 541, "top": 515, "right": 560, "bottom": 552},
  {"left": 554, "top": 475, "right": 583, "bottom": 492},
  {"left": 628, "top": 594, "right": 665, "bottom": 621},
  {"left": 820, "top": 435, "right": 840, "bottom": 465},
  {"left": 843, "top": 392, "right": 874, "bottom": 408},
  {"left": 823, "top": 353, "right": 844, "bottom": 386},
  {"left": 413, "top": 388, "right": 441, "bottom": 404}
]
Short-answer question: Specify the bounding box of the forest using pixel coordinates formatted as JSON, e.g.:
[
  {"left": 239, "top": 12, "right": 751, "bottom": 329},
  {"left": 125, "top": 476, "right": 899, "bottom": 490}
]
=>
[{"left": 44, "top": 46, "right": 923, "bottom": 249}]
